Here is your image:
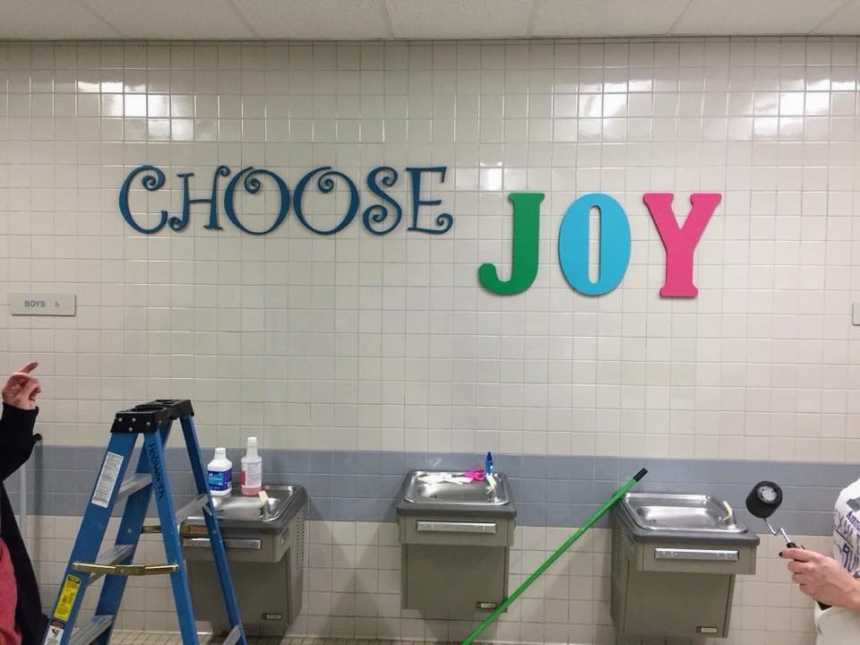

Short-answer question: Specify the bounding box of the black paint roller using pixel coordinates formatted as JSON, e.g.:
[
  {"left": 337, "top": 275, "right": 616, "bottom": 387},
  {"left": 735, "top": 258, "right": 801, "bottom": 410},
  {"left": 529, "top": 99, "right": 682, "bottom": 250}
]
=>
[{"left": 745, "top": 480, "right": 797, "bottom": 547}]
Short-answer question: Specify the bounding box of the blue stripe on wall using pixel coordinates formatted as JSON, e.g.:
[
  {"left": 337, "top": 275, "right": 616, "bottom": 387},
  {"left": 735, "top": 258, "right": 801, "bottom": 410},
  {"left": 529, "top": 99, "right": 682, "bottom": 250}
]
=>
[{"left": 5, "top": 446, "right": 855, "bottom": 536}]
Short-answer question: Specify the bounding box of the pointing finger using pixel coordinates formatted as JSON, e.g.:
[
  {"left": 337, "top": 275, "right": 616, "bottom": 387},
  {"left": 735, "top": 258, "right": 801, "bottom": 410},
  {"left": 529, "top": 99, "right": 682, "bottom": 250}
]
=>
[
  {"left": 6, "top": 374, "right": 36, "bottom": 390},
  {"left": 16, "top": 362, "right": 38, "bottom": 374},
  {"left": 21, "top": 378, "right": 40, "bottom": 400}
]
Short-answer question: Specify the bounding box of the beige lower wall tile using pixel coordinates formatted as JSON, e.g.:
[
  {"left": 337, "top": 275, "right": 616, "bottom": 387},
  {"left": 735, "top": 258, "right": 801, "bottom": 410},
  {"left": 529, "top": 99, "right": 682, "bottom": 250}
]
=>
[{"left": 25, "top": 516, "right": 821, "bottom": 644}]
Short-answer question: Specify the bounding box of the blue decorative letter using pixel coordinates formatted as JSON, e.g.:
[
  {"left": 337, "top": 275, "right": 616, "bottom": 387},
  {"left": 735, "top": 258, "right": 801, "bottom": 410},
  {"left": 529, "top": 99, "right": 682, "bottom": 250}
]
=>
[
  {"left": 223, "top": 167, "right": 290, "bottom": 235},
  {"left": 118, "top": 165, "right": 168, "bottom": 234},
  {"left": 171, "top": 165, "right": 231, "bottom": 231},
  {"left": 294, "top": 166, "right": 359, "bottom": 235},
  {"left": 558, "top": 192, "right": 631, "bottom": 296},
  {"left": 405, "top": 166, "right": 453, "bottom": 234},
  {"left": 363, "top": 166, "right": 402, "bottom": 236}
]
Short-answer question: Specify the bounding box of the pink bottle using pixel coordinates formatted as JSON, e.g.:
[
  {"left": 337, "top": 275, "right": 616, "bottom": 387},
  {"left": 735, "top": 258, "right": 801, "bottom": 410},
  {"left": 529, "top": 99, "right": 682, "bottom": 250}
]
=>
[{"left": 240, "top": 436, "right": 262, "bottom": 496}]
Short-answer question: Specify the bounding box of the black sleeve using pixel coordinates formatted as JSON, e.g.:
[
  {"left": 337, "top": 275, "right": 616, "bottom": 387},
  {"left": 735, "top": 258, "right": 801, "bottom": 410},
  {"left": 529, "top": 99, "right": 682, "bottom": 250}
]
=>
[{"left": 0, "top": 404, "right": 39, "bottom": 482}]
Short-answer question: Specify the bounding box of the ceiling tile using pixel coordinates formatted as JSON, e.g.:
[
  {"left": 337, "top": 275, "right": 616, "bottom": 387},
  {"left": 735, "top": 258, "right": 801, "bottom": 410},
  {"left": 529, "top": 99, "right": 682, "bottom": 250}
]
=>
[
  {"left": 0, "top": 0, "right": 120, "bottom": 38},
  {"left": 233, "top": 0, "right": 390, "bottom": 39},
  {"left": 532, "top": 0, "right": 689, "bottom": 37},
  {"left": 812, "top": 0, "right": 860, "bottom": 34},
  {"left": 82, "top": 0, "right": 255, "bottom": 39},
  {"left": 672, "top": 0, "right": 846, "bottom": 35},
  {"left": 1, "top": 0, "right": 855, "bottom": 41},
  {"left": 385, "top": 0, "right": 532, "bottom": 39}
]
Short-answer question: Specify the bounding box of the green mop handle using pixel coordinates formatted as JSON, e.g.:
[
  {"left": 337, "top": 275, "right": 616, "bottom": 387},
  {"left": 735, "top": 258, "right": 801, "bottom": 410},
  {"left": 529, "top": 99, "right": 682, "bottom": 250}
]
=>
[{"left": 461, "top": 467, "right": 648, "bottom": 645}]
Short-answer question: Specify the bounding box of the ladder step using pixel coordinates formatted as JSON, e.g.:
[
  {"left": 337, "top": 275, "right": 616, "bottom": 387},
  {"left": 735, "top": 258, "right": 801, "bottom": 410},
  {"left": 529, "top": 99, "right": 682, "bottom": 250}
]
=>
[
  {"left": 175, "top": 494, "right": 210, "bottom": 524},
  {"left": 145, "top": 494, "right": 211, "bottom": 535},
  {"left": 117, "top": 473, "right": 152, "bottom": 500},
  {"left": 223, "top": 625, "right": 243, "bottom": 645},
  {"left": 72, "top": 560, "right": 178, "bottom": 577},
  {"left": 69, "top": 614, "right": 114, "bottom": 645},
  {"left": 78, "top": 544, "right": 135, "bottom": 585}
]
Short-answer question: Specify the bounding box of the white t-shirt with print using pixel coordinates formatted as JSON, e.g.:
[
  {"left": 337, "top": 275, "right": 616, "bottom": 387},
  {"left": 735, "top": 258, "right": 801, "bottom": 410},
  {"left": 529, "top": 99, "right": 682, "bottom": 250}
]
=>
[
  {"left": 833, "top": 477, "right": 860, "bottom": 576},
  {"left": 815, "top": 477, "right": 860, "bottom": 645}
]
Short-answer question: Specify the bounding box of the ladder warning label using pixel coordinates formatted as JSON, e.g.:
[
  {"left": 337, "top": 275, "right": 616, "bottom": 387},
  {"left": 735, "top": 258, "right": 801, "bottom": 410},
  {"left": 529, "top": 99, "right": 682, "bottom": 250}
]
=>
[
  {"left": 91, "top": 451, "right": 124, "bottom": 508},
  {"left": 54, "top": 575, "right": 81, "bottom": 621},
  {"left": 43, "top": 621, "right": 64, "bottom": 645}
]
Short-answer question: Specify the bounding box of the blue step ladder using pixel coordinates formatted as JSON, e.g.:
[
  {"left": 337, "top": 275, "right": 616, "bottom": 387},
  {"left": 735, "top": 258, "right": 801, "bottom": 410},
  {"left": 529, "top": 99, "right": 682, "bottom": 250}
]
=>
[{"left": 42, "top": 399, "right": 246, "bottom": 645}]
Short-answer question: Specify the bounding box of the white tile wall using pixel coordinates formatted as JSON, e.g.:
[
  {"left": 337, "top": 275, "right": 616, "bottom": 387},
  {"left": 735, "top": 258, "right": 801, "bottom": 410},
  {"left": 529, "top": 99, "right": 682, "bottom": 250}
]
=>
[
  {"left": 23, "top": 516, "right": 822, "bottom": 644},
  {"left": 3, "top": 37, "right": 860, "bottom": 643},
  {"left": 1, "top": 38, "right": 859, "bottom": 461}
]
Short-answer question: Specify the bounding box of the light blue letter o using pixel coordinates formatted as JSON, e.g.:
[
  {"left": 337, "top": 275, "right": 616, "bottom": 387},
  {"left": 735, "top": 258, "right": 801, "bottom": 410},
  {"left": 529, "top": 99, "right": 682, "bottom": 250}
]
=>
[{"left": 558, "top": 192, "right": 631, "bottom": 296}]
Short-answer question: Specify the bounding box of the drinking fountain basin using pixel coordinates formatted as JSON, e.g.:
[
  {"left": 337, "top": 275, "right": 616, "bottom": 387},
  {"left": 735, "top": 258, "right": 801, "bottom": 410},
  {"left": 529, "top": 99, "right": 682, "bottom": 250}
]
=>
[
  {"left": 621, "top": 492, "right": 746, "bottom": 534},
  {"left": 400, "top": 470, "right": 512, "bottom": 508}
]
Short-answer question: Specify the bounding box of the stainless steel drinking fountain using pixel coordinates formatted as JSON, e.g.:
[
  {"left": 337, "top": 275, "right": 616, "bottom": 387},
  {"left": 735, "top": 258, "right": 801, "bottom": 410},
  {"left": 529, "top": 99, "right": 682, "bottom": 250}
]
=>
[
  {"left": 180, "top": 485, "right": 307, "bottom": 637},
  {"left": 396, "top": 470, "right": 516, "bottom": 619},
  {"left": 611, "top": 492, "right": 760, "bottom": 643}
]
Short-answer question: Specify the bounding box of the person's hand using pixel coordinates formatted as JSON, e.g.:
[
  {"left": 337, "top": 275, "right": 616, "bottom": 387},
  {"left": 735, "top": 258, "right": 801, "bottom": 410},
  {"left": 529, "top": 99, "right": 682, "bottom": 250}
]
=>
[
  {"left": 2, "top": 362, "right": 41, "bottom": 410},
  {"left": 782, "top": 548, "right": 860, "bottom": 611}
]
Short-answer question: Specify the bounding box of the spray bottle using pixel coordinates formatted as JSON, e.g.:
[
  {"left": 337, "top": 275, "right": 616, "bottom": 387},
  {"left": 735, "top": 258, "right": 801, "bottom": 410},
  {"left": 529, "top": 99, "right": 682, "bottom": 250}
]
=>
[{"left": 241, "top": 436, "right": 263, "bottom": 496}]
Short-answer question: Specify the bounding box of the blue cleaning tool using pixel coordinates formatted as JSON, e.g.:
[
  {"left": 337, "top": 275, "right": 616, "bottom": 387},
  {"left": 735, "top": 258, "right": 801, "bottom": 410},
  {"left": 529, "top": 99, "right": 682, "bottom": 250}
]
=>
[{"left": 484, "top": 451, "right": 494, "bottom": 476}]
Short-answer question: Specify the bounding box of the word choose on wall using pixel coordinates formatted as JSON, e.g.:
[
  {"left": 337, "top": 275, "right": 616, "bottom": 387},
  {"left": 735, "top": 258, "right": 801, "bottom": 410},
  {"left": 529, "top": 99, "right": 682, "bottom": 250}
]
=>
[{"left": 119, "top": 164, "right": 453, "bottom": 236}]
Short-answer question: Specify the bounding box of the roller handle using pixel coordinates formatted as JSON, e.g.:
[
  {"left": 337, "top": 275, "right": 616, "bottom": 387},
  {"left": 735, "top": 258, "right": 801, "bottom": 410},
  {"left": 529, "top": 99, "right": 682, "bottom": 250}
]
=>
[{"left": 785, "top": 542, "right": 830, "bottom": 610}]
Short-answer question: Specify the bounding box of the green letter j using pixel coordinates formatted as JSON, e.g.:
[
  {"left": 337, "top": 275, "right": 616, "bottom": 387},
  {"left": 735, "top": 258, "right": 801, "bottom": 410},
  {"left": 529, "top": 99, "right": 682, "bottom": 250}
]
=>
[{"left": 478, "top": 192, "right": 544, "bottom": 295}]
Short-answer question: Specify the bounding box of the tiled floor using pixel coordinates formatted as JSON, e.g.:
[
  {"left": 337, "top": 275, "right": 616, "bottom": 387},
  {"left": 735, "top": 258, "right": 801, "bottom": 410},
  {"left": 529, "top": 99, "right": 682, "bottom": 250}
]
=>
[{"left": 112, "top": 634, "right": 456, "bottom": 645}]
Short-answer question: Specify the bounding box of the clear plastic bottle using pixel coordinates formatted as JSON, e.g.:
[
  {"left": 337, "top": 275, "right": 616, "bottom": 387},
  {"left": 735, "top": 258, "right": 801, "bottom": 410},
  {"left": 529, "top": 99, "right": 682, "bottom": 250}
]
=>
[
  {"left": 207, "top": 447, "right": 232, "bottom": 497},
  {"left": 240, "top": 436, "right": 263, "bottom": 496}
]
